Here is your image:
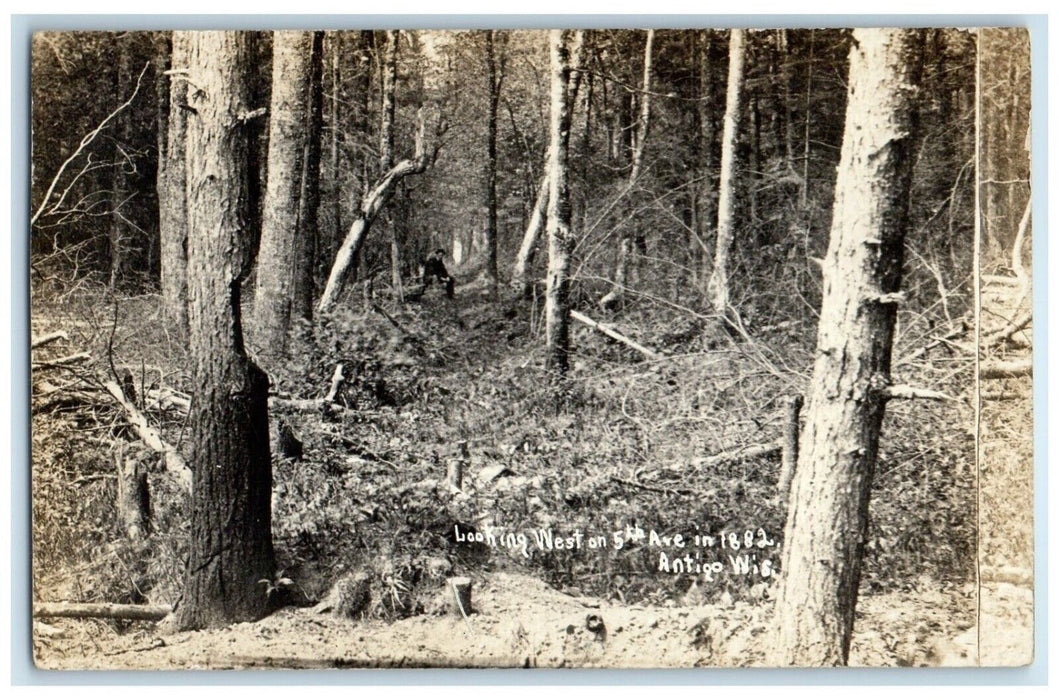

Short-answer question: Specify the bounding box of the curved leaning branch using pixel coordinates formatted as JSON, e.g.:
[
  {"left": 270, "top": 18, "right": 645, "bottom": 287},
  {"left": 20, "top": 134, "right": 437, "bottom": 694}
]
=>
[
  {"left": 317, "top": 107, "right": 436, "bottom": 313},
  {"left": 31, "top": 62, "right": 150, "bottom": 228}
]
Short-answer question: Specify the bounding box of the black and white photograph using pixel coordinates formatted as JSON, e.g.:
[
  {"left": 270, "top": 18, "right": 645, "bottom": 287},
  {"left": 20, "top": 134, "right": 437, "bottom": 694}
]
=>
[{"left": 27, "top": 24, "right": 1034, "bottom": 669}]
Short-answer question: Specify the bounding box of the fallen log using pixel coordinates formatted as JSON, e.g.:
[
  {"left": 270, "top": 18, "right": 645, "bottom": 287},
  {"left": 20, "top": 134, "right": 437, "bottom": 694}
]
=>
[
  {"left": 31, "top": 331, "right": 69, "bottom": 349},
  {"left": 32, "top": 351, "right": 91, "bottom": 370},
  {"left": 570, "top": 309, "right": 661, "bottom": 360},
  {"left": 980, "top": 358, "right": 1032, "bottom": 380},
  {"left": 695, "top": 442, "right": 781, "bottom": 469},
  {"left": 981, "top": 308, "right": 1032, "bottom": 349},
  {"left": 104, "top": 380, "right": 192, "bottom": 490},
  {"left": 34, "top": 601, "right": 171, "bottom": 622}
]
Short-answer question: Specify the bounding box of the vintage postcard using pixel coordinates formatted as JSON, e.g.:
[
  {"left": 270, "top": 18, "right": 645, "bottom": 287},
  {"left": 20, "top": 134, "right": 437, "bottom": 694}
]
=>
[{"left": 28, "top": 26, "right": 1033, "bottom": 669}]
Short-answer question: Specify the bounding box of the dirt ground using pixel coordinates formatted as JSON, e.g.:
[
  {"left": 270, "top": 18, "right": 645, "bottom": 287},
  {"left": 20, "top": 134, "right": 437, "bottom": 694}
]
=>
[{"left": 35, "top": 569, "right": 1016, "bottom": 670}]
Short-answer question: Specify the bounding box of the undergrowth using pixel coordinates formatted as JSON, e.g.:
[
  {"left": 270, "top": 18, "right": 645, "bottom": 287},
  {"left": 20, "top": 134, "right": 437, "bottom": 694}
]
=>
[{"left": 31, "top": 277, "right": 977, "bottom": 623}]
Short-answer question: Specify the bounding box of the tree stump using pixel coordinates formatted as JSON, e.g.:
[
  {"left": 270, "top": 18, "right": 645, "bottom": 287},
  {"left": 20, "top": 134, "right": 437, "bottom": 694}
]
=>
[
  {"left": 115, "top": 442, "right": 151, "bottom": 539},
  {"left": 448, "top": 576, "right": 472, "bottom": 617}
]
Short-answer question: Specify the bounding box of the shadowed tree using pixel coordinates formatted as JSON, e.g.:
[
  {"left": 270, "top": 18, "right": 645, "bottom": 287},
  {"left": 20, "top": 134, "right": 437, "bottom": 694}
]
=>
[
  {"left": 175, "top": 30, "right": 276, "bottom": 631},
  {"left": 598, "top": 29, "right": 655, "bottom": 311}
]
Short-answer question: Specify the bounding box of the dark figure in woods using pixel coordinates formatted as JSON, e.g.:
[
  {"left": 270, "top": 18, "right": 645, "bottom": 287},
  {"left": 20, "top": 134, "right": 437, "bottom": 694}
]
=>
[{"left": 421, "top": 249, "right": 455, "bottom": 298}]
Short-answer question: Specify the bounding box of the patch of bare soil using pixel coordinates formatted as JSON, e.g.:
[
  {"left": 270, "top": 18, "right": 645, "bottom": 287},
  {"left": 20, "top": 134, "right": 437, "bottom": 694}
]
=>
[{"left": 35, "top": 572, "right": 980, "bottom": 670}]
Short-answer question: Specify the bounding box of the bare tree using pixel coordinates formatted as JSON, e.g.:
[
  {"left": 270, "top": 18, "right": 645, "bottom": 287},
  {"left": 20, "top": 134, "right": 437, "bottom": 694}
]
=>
[
  {"left": 175, "top": 30, "right": 275, "bottom": 631},
  {"left": 252, "top": 31, "right": 316, "bottom": 355},
  {"left": 767, "top": 28, "right": 924, "bottom": 666},
  {"left": 706, "top": 28, "right": 745, "bottom": 318},
  {"left": 544, "top": 30, "right": 577, "bottom": 375},
  {"left": 159, "top": 32, "right": 189, "bottom": 335},
  {"left": 482, "top": 30, "right": 506, "bottom": 294},
  {"left": 511, "top": 32, "right": 583, "bottom": 299}
]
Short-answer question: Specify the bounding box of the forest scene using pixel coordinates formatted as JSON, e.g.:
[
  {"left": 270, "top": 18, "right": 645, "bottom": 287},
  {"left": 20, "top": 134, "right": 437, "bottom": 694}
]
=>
[{"left": 28, "top": 26, "right": 1033, "bottom": 669}]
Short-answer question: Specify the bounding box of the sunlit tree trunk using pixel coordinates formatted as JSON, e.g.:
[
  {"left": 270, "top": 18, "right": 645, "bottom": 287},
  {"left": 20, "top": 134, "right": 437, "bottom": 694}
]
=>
[
  {"left": 159, "top": 32, "right": 189, "bottom": 336},
  {"left": 511, "top": 32, "right": 582, "bottom": 299},
  {"left": 252, "top": 31, "right": 315, "bottom": 356},
  {"left": 544, "top": 30, "right": 576, "bottom": 375},
  {"left": 292, "top": 31, "right": 324, "bottom": 322},
  {"left": 176, "top": 30, "right": 275, "bottom": 631},
  {"left": 706, "top": 28, "right": 744, "bottom": 317},
  {"left": 767, "top": 28, "right": 924, "bottom": 666}
]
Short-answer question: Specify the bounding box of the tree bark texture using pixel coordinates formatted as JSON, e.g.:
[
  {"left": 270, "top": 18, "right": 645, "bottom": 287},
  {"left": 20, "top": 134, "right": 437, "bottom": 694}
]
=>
[
  {"left": 252, "top": 31, "right": 315, "bottom": 357},
  {"left": 293, "top": 31, "right": 325, "bottom": 322},
  {"left": 176, "top": 30, "right": 276, "bottom": 632},
  {"left": 511, "top": 171, "right": 549, "bottom": 296},
  {"left": 160, "top": 32, "right": 190, "bottom": 336},
  {"left": 767, "top": 28, "right": 924, "bottom": 666},
  {"left": 544, "top": 30, "right": 577, "bottom": 375},
  {"left": 483, "top": 30, "right": 502, "bottom": 292}
]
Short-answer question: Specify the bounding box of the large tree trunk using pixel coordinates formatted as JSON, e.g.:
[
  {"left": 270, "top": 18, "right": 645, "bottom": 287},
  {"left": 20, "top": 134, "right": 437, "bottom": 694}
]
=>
[
  {"left": 706, "top": 28, "right": 745, "bottom": 317},
  {"left": 176, "top": 30, "right": 276, "bottom": 631},
  {"left": 544, "top": 30, "right": 577, "bottom": 376},
  {"left": 482, "top": 30, "right": 502, "bottom": 293},
  {"left": 159, "top": 32, "right": 189, "bottom": 336},
  {"left": 767, "top": 28, "right": 924, "bottom": 666},
  {"left": 293, "top": 31, "right": 325, "bottom": 322},
  {"left": 599, "top": 29, "right": 654, "bottom": 311},
  {"left": 252, "top": 31, "right": 315, "bottom": 356}
]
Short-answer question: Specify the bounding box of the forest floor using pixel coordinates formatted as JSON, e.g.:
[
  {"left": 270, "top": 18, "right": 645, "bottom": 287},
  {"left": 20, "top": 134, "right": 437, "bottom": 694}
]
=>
[{"left": 29, "top": 270, "right": 1033, "bottom": 670}]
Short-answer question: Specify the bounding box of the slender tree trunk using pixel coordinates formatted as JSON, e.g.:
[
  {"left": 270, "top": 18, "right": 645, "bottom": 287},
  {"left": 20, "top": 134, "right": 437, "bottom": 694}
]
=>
[
  {"left": 329, "top": 32, "right": 342, "bottom": 264},
  {"left": 697, "top": 30, "right": 717, "bottom": 289},
  {"left": 252, "top": 31, "right": 314, "bottom": 357},
  {"left": 379, "top": 31, "right": 400, "bottom": 296},
  {"left": 800, "top": 30, "right": 816, "bottom": 208},
  {"left": 599, "top": 29, "right": 654, "bottom": 310},
  {"left": 544, "top": 30, "right": 576, "bottom": 376},
  {"left": 511, "top": 170, "right": 549, "bottom": 296},
  {"left": 706, "top": 28, "right": 745, "bottom": 317},
  {"left": 109, "top": 38, "right": 134, "bottom": 291},
  {"left": 482, "top": 30, "right": 502, "bottom": 293},
  {"left": 767, "top": 28, "right": 924, "bottom": 666},
  {"left": 511, "top": 33, "right": 581, "bottom": 299},
  {"left": 780, "top": 29, "right": 795, "bottom": 171},
  {"left": 159, "top": 32, "right": 189, "bottom": 336},
  {"left": 152, "top": 33, "right": 170, "bottom": 289},
  {"left": 293, "top": 31, "right": 325, "bottom": 321},
  {"left": 176, "top": 30, "right": 275, "bottom": 631},
  {"left": 379, "top": 31, "right": 398, "bottom": 173}
]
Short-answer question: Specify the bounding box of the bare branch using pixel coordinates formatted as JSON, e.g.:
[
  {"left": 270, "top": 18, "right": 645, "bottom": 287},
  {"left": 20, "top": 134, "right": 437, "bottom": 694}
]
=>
[{"left": 31, "top": 61, "right": 150, "bottom": 227}]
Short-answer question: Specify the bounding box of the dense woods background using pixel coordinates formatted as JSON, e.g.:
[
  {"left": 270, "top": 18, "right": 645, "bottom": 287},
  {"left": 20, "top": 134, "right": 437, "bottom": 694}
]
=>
[{"left": 29, "top": 27, "right": 1033, "bottom": 668}]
